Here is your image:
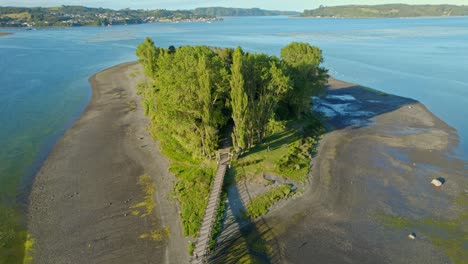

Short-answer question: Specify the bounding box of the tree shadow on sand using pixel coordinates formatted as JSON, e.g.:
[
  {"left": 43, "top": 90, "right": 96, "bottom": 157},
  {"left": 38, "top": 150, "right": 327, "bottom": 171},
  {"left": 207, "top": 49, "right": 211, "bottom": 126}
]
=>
[
  {"left": 208, "top": 81, "right": 420, "bottom": 263},
  {"left": 318, "top": 82, "right": 417, "bottom": 132},
  {"left": 208, "top": 167, "right": 281, "bottom": 264}
]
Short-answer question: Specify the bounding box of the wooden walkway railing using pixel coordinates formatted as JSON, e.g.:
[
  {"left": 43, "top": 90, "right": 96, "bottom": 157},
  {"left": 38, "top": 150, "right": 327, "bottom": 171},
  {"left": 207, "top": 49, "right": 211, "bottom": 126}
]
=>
[{"left": 191, "top": 149, "right": 230, "bottom": 264}]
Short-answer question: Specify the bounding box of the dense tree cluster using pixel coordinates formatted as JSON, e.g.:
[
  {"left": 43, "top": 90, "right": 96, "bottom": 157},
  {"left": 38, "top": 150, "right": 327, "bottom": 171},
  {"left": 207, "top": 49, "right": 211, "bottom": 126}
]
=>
[
  {"left": 136, "top": 38, "right": 327, "bottom": 157},
  {"left": 192, "top": 7, "right": 299, "bottom": 17}
]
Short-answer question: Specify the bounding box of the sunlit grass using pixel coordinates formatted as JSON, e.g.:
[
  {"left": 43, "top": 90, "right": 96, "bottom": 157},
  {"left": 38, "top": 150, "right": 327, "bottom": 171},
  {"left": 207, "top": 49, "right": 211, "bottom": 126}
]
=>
[
  {"left": 132, "top": 174, "right": 171, "bottom": 243},
  {"left": 245, "top": 185, "right": 295, "bottom": 218}
]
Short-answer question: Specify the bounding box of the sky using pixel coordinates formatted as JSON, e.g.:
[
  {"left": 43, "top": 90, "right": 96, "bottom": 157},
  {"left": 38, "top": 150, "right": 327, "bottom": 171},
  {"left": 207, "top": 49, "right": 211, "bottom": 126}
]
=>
[{"left": 0, "top": 0, "right": 466, "bottom": 11}]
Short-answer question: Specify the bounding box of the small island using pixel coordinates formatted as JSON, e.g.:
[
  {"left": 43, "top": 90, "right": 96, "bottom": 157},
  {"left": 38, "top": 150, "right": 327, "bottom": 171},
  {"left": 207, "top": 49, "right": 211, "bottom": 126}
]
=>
[
  {"left": 27, "top": 39, "right": 467, "bottom": 263},
  {"left": 134, "top": 39, "right": 328, "bottom": 245},
  {"left": 301, "top": 4, "right": 468, "bottom": 18}
]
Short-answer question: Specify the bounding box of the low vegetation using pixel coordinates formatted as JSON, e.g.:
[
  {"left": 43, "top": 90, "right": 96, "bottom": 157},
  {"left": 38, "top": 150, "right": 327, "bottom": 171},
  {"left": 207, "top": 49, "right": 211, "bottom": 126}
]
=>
[
  {"left": 132, "top": 174, "right": 170, "bottom": 242},
  {"left": 131, "top": 175, "right": 155, "bottom": 217},
  {"left": 235, "top": 115, "right": 324, "bottom": 184},
  {"left": 246, "top": 185, "right": 295, "bottom": 218},
  {"left": 22, "top": 234, "right": 34, "bottom": 264},
  {"left": 209, "top": 192, "right": 227, "bottom": 250},
  {"left": 136, "top": 38, "right": 327, "bottom": 247},
  {"left": 376, "top": 193, "right": 468, "bottom": 264}
]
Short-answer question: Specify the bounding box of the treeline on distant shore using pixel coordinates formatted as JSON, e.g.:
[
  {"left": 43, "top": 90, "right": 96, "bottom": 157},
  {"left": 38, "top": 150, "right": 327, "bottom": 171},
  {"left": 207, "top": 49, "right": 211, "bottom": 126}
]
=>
[
  {"left": 301, "top": 4, "right": 468, "bottom": 18},
  {"left": 135, "top": 39, "right": 327, "bottom": 237},
  {"left": 192, "top": 7, "right": 299, "bottom": 17},
  {"left": 0, "top": 6, "right": 217, "bottom": 27}
]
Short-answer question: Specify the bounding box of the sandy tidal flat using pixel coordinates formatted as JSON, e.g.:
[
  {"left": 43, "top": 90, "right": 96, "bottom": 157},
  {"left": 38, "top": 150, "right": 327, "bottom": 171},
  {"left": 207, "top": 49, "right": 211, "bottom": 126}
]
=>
[
  {"left": 262, "top": 79, "right": 467, "bottom": 263},
  {"left": 28, "top": 63, "right": 188, "bottom": 264}
]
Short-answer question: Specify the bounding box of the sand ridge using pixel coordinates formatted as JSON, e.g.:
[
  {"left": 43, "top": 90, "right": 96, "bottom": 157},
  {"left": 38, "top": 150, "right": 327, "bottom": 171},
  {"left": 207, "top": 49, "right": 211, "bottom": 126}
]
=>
[{"left": 28, "top": 62, "right": 188, "bottom": 264}]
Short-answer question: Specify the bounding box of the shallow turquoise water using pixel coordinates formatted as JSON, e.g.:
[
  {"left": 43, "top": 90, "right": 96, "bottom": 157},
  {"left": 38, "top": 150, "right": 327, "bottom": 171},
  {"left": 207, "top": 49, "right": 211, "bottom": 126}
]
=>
[{"left": 0, "top": 16, "right": 467, "bottom": 207}]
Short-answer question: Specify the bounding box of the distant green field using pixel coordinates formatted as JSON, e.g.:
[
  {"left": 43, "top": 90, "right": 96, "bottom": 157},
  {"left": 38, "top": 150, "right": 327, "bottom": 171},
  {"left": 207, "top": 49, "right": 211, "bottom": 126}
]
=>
[{"left": 0, "top": 12, "right": 31, "bottom": 20}]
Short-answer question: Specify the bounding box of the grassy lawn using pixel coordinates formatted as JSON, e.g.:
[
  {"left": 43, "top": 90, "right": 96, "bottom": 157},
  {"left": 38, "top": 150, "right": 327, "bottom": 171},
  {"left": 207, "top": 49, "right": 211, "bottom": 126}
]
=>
[
  {"left": 231, "top": 115, "right": 324, "bottom": 219},
  {"left": 246, "top": 184, "right": 295, "bottom": 218},
  {"left": 131, "top": 174, "right": 170, "bottom": 242},
  {"left": 236, "top": 115, "right": 324, "bottom": 184}
]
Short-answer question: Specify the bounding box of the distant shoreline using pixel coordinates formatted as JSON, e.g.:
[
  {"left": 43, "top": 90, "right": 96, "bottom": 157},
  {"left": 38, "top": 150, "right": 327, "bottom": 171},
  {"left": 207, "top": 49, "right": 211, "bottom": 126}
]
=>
[{"left": 294, "top": 15, "right": 468, "bottom": 19}]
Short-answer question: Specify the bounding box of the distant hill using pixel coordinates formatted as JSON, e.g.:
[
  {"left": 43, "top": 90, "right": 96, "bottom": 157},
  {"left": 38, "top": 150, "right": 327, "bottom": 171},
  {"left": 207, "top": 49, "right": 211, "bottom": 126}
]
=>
[
  {"left": 0, "top": 5, "right": 219, "bottom": 27},
  {"left": 193, "top": 7, "right": 299, "bottom": 16},
  {"left": 301, "top": 4, "right": 468, "bottom": 18}
]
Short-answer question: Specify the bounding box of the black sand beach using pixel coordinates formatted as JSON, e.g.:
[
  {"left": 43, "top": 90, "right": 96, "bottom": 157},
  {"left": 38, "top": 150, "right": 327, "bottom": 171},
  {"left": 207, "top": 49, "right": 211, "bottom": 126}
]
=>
[
  {"left": 28, "top": 63, "right": 188, "bottom": 264},
  {"left": 259, "top": 79, "right": 467, "bottom": 263}
]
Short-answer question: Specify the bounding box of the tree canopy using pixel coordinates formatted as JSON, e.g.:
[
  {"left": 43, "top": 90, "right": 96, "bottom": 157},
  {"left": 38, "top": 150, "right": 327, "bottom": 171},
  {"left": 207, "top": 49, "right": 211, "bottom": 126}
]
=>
[{"left": 136, "top": 39, "right": 327, "bottom": 156}]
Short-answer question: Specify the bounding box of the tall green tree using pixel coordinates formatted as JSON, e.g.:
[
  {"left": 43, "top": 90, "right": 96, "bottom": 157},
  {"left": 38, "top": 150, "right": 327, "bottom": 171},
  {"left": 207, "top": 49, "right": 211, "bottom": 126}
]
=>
[
  {"left": 150, "top": 45, "right": 229, "bottom": 158},
  {"left": 230, "top": 47, "right": 249, "bottom": 151},
  {"left": 136, "top": 37, "right": 160, "bottom": 79},
  {"left": 281, "top": 42, "right": 328, "bottom": 118}
]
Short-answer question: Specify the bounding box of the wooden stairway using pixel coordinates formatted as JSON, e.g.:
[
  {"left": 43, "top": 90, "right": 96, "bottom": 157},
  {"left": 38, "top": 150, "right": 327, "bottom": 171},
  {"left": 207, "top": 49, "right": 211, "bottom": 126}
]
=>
[{"left": 191, "top": 150, "right": 230, "bottom": 263}]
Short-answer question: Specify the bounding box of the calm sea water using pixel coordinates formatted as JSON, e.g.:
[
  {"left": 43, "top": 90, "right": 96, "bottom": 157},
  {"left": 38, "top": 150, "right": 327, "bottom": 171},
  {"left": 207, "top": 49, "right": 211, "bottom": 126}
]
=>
[{"left": 1, "top": 16, "right": 467, "bottom": 207}]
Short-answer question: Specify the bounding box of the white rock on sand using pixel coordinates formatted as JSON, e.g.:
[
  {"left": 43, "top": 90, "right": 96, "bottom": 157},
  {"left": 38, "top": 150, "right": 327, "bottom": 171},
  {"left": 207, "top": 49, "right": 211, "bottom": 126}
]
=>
[{"left": 431, "top": 179, "right": 443, "bottom": 187}]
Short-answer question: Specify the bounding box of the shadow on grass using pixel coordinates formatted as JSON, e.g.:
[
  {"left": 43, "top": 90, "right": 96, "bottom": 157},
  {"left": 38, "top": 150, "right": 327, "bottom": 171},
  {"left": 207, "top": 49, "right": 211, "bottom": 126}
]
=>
[
  {"left": 208, "top": 168, "right": 281, "bottom": 264},
  {"left": 245, "top": 130, "right": 298, "bottom": 157}
]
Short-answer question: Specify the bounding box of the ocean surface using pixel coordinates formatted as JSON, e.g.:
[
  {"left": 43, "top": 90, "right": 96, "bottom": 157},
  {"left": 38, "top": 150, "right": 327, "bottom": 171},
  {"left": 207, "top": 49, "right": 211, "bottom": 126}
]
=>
[{"left": 1, "top": 15, "right": 467, "bottom": 220}]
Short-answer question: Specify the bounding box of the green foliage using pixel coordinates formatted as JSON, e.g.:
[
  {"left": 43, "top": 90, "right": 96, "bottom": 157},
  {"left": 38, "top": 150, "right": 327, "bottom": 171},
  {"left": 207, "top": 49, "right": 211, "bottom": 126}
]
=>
[
  {"left": 0, "top": 204, "right": 28, "bottom": 264},
  {"left": 152, "top": 45, "right": 229, "bottom": 158},
  {"left": 301, "top": 4, "right": 468, "bottom": 18},
  {"left": 230, "top": 48, "right": 293, "bottom": 151},
  {"left": 131, "top": 175, "right": 155, "bottom": 217},
  {"left": 375, "top": 197, "right": 468, "bottom": 264},
  {"left": 246, "top": 185, "right": 295, "bottom": 218},
  {"left": 209, "top": 192, "right": 227, "bottom": 250},
  {"left": 188, "top": 242, "right": 195, "bottom": 255},
  {"left": 136, "top": 38, "right": 161, "bottom": 80},
  {"left": 171, "top": 163, "right": 215, "bottom": 237},
  {"left": 281, "top": 42, "right": 328, "bottom": 118},
  {"left": 230, "top": 47, "right": 249, "bottom": 151},
  {"left": 135, "top": 39, "right": 327, "bottom": 241},
  {"left": 22, "top": 234, "right": 34, "bottom": 264},
  {"left": 266, "top": 116, "right": 286, "bottom": 137}
]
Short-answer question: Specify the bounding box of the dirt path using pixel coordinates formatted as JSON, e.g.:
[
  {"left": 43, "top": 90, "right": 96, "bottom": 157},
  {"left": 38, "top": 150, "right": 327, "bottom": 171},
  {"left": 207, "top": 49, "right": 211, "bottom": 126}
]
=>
[{"left": 28, "top": 62, "right": 188, "bottom": 264}]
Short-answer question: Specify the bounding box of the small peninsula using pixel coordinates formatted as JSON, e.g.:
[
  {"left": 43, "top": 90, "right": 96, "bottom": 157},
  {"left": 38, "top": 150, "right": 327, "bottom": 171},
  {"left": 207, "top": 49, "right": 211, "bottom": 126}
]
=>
[
  {"left": 26, "top": 38, "right": 467, "bottom": 264},
  {"left": 301, "top": 4, "right": 468, "bottom": 18}
]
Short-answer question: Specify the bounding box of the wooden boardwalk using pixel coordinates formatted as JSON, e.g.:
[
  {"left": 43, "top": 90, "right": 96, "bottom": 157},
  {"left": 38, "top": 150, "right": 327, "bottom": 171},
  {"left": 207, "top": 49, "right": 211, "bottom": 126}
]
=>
[{"left": 191, "top": 149, "right": 230, "bottom": 264}]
